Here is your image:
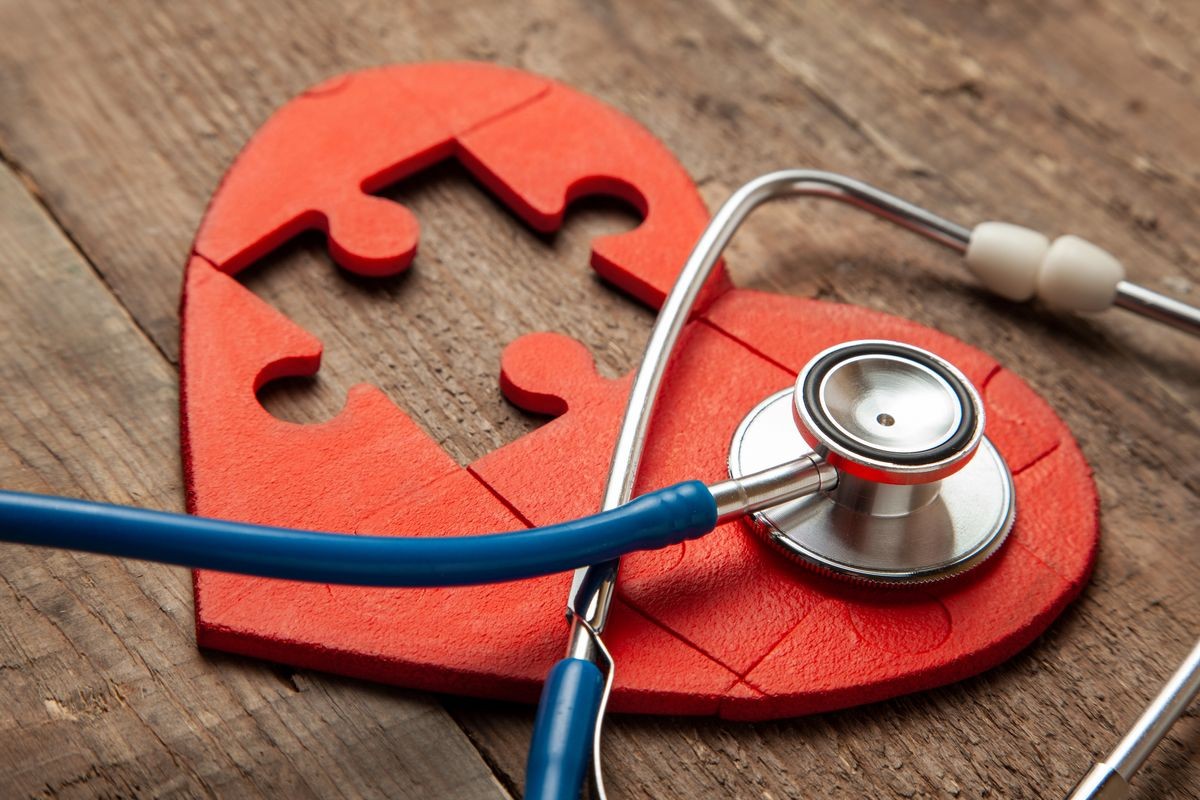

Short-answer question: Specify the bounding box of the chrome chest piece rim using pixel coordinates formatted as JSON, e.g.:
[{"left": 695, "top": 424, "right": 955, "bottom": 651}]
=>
[{"left": 729, "top": 340, "right": 1015, "bottom": 585}]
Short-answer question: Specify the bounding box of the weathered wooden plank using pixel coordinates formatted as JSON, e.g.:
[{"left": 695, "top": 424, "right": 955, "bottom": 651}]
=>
[
  {"left": 0, "top": 163, "right": 510, "bottom": 799},
  {"left": 0, "top": 0, "right": 1195, "bottom": 798}
]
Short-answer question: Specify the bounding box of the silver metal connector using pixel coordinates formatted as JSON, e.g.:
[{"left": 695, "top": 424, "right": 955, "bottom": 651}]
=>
[
  {"left": 1067, "top": 763, "right": 1129, "bottom": 800},
  {"left": 708, "top": 454, "right": 837, "bottom": 523},
  {"left": 1067, "top": 637, "right": 1200, "bottom": 799}
]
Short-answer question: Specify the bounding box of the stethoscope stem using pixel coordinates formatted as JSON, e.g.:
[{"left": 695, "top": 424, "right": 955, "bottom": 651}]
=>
[{"left": 709, "top": 453, "right": 838, "bottom": 522}]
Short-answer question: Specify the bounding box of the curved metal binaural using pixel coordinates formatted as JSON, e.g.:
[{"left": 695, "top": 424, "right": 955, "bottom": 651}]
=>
[
  {"left": 567, "top": 170, "right": 972, "bottom": 634},
  {"left": 1115, "top": 280, "right": 1200, "bottom": 337},
  {"left": 563, "top": 170, "right": 973, "bottom": 800}
]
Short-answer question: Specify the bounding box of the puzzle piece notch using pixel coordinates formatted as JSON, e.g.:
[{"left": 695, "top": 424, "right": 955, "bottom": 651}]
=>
[
  {"left": 181, "top": 258, "right": 468, "bottom": 531},
  {"left": 499, "top": 332, "right": 614, "bottom": 416},
  {"left": 192, "top": 62, "right": 726, "bottom": 313},
  {"left": 458, "top": 84, "right": 730, "bottom": 312},
  {"left": 193, "top": 73, "right": 452, "bottom": 277},
  {"left": 193, "top": 63, "right": 557, "bottom": 277}
]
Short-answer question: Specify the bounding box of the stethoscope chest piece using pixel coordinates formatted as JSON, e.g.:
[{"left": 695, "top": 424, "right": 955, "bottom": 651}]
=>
[{"left": 729, "top": 339, "right": 1015, "bottom": 584}]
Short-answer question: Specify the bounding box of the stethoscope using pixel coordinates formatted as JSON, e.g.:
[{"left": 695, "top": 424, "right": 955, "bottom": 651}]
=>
[{"left": 0, "top": 171, "right": 1196, "bottom": 800}]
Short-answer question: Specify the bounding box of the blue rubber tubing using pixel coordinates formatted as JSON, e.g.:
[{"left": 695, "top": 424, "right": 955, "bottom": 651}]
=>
[
  {"left": 0, "top": 481, "right": 717, "bottom": 586},
  {"left": 525, "top": 657, "right": 606, "bottom": 800}
]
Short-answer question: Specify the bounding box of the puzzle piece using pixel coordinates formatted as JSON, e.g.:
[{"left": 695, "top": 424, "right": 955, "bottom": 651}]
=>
[
  {"left": 192, "top": 63, "right": 726, "bottom": 307},
  {"left": 182, "top": 63, "right": 1099, "bottom": 720},
  {"left": 182, "top": 258, "right": 463, "bottom": 531},
  {"left": 458, "top": 85, "right": 729, "bottom": 310},
  {"left": 193, "top": 64, "right": 549, "bottom": 276}
]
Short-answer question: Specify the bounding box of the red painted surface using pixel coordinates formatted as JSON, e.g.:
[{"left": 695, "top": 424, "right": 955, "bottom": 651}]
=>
[{"left": 180, "top": 62, "right": 1098, "bottom": 719}]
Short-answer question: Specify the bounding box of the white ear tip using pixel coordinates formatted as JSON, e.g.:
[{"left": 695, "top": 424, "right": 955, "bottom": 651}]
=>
[
  {"left": 1038, "top": 235, "right": 1125, "bottom": 312},
  {"left": 965, "top": 222, "right": 1048, "bottom": 302}
]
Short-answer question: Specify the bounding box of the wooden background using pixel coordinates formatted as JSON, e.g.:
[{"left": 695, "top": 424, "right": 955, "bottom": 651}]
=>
[{"left": 1, "top": 1, "right": 1197, "bottom": 797}]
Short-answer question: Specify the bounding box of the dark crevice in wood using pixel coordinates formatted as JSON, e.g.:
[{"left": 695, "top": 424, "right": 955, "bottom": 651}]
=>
[
  {"left": 0, "top": 144, "right": 177, "bottom": 370},
  {"left": 443, "top": 703, "right": 522, "bottom": 800}
]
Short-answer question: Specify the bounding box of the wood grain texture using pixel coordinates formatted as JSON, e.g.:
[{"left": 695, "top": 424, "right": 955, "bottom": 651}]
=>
[
  {"left": 0, "top": 163, "right": 510, "bottom": 799},
  {"left": 0, "top": 0, "right": 1197, "bottom": 798}
]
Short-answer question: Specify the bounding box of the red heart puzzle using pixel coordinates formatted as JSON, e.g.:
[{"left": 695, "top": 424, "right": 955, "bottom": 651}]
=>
[{"left": 180, "top": 62, "right": 1098, "bottom": 719}]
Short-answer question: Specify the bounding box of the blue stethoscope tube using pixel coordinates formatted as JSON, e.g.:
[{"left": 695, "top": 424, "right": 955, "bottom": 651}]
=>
[
  {"left": 527, "top": 656, "right": 606, "bottom": 800},
  {"left": 0, "top": 482, "right": 716, "bottom": 586},
  {"left": 0, "top": 486, "right": 686, "bottom": 799},
  {"left": 0, "top": 456, "right": 822, "bottom": 800}
]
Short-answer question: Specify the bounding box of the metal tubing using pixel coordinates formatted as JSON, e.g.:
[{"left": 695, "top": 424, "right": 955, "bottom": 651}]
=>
[
  {"left": 1068, "top": 638, "right": 1200, "bottom": 798},
  {"left": 1114, "top": 281, "right": 1200, "bottom": 337},
  {"left": 709, "top": 454, "right": 837, "bottom": 523},
  {"left": 1108, "top": 637, "right": 1200, "bottom": 779}
]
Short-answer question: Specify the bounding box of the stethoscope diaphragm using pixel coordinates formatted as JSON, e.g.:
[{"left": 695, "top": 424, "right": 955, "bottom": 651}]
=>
[{"left": 729, "top": 340, "right": 1015, "bottom": 585}]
